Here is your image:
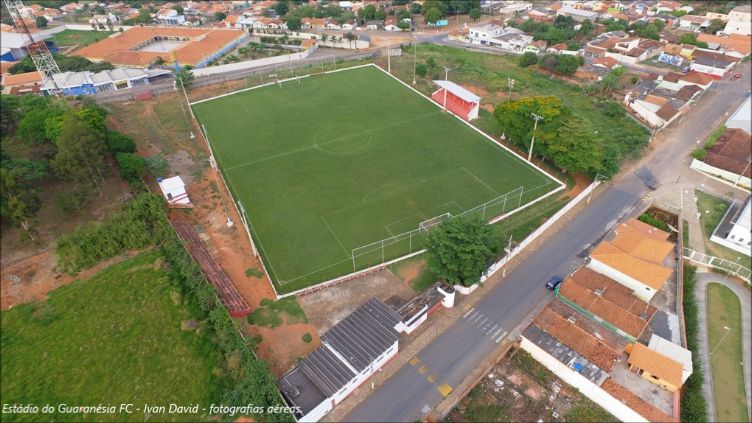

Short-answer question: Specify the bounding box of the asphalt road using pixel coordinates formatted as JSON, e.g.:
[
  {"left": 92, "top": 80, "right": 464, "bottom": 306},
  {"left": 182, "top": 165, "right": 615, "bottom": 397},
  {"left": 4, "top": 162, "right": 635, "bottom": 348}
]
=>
[{"left": 344, "top": 62, "right": 751, "bottom": 423}]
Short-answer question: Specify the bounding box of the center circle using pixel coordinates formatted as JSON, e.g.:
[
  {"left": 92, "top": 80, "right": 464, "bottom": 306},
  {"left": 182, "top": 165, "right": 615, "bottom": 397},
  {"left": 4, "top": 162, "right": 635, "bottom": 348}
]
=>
[{"left": 313, "top": 124, "right": 373, "bottom": 154}]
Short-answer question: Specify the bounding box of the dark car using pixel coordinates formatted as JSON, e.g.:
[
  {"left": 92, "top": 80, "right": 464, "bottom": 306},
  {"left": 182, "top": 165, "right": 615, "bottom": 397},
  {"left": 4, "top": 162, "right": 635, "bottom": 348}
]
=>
[{"left": 545, "top": 275, "right": 563, "bottom": 290}]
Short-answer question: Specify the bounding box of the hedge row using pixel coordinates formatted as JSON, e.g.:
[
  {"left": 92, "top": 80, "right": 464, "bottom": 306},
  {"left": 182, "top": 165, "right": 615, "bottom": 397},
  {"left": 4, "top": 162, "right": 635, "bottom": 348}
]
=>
[
  {"left": 56, "top": 193, "right": 172, "bottom": 273},
  {"left": 680, "top": 264, "right": 709, "bottom": 422},
  {"left": 161, "top": 235, "right": 293, "bottom": 422}
]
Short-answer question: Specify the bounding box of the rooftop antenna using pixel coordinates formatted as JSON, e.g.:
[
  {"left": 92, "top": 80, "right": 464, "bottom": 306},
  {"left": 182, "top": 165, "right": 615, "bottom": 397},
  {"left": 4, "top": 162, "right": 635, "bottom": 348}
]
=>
[{"left": 4, "top": 0, "right": 62, "bottom": 95}]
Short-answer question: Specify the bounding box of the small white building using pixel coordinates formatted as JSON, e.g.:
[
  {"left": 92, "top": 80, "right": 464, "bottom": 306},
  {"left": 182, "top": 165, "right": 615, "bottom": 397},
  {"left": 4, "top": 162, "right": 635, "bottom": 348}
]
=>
[
  {"left": 155, "top": 8, "right": 185, "bottom": 25},
  {"left": 557, "top": 5, "right": 600, "bottom": 22},
  {"left": 468, "top": 22, "right": 505, "bottom": 44},
  {"left": 710, "top": 197, "right": 752, "bottom": 257},
  {"left": 726, "top": 94, "right": 751, "bottom": 133},
  {"left": 648, "top": 334, "right": 693, "bottom": 384},
  {"left": 158, "top": 176, "right": 191, "bottom": 207}
]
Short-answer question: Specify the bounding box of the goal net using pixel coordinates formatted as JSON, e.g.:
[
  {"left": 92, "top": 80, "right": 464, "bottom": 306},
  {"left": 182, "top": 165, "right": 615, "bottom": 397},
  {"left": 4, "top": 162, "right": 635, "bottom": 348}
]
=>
[{"left": 418, "top": 213, "right": 452, "bottom": 233}]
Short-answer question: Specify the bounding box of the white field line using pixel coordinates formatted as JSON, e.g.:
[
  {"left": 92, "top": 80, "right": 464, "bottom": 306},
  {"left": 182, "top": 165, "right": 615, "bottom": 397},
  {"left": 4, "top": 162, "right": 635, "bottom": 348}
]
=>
[
  {"left": 189, "top": 63, "right": 373, "bottom": 105},
  {"left": 322, "top": 216, "right": 350, "bottom": 258},
  {"left": 461, "top": 166, "right": 500, "bottom": 196},
  {"left": 370, "top": 63, "right": 566, "bottom": 191}
]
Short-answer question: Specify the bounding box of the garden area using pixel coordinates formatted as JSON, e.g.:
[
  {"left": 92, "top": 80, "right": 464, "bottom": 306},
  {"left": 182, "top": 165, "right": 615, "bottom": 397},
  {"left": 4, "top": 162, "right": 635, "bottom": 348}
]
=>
[
  {"left": 445, "top": 350, "right": 616, "bottom": 422},
  {"left": 706, "top": 283, "right": 748, "bottom": 423}
]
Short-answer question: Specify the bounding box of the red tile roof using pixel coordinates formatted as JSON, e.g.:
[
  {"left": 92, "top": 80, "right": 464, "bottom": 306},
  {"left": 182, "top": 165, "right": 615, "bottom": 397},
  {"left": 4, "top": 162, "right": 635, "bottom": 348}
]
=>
[
  {"left": 703, "top": 128, "right": 752, "bottom": 177},
  {"left": 601, "top": 378, "right": 675, "bottom": 422},
  {"left": 558, "top": 267, "right": 656, "bottom": 338},
  {"left": 533, "top": 306, "right": 621, "bottom": 371}
]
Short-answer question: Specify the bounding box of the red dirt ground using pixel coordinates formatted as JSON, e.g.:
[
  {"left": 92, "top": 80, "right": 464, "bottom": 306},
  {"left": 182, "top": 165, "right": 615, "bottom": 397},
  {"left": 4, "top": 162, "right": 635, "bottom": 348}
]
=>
[{"left": 461, "top": 83, "right": 489, "bottom": 98}]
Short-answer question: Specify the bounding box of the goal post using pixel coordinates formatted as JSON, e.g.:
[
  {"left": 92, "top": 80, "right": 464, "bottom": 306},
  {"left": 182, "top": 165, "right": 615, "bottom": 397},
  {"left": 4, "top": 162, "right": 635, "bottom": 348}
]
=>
[{"left": 418, "top": 212, "right": 452, "bottom": 233}]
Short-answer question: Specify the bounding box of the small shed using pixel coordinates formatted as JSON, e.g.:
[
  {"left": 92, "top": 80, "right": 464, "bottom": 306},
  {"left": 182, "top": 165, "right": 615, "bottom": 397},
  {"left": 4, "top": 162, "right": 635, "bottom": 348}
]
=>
[{"left": 158, "top": 176, "right": 191, "bottom": 207}]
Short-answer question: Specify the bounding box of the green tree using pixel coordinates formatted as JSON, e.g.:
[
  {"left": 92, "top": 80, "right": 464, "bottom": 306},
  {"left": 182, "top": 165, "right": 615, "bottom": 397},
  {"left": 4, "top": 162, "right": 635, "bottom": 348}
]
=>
[
  {"left": 375, "top": 7, "right": 387, "bottom": 20},
  {"left": 518, "top": 51, "right": 538, "bottom": 67},
  {"left": 35, "top": 16, "right": 48, "bottom": 28},
  {"left": 493, "top": 96, "right": 564, "bottom": 151},
  {"left": 115, "top": 153, "right": 147, "bottom": 182},
  {"left": 411, "top": 2, "right": 422, "bottom": 14},
  {"left": 397, "top": 20, "right": 410, "bottom": 30},
  {"left": 298, "top": 4, "right": 314, "bottom": 18},
  {"left": 579, "top": 19, "right": 593, "bottom": 35},
  {"left": 152, "top": 56, "right": 166, "bottom": 67},
  {"left": 174, "top": 67, "right": 194, "bottom": 90},
  {"left": 273, "top": 0, "right": 289, "bottom": 16},
  {"left": 0, "top": 159, "right": 46, "bottom": 239},
  {"left": 706, "top": 18, "right": 725, "bottom": 34},
  {"left": 135, "top": 8, "right": 153, "bottom": 24},
  {"left": 105, "top": 130, "right": 136, "bottom": 155},
  {"left": 0, "top": 95, "right": 21, "bottom": 134},
  {"left": 544, "top": 115, "right": 604, "bottom": 175},
  {"left": 425, "top": 215, "right": 501, "bottom": 287},
  {"left": 285, "top": 15, "right": 302, "bottom": 30},
  {"left": 172, "top": 5, "right": 184, "bottom": 14},
  {"left": 17, "top": 106, "right": 65, "bottom": 145},
  {"left": 424, "top": 7, "right": 442, "bottom": 24},
  {"left": 554, "top": 55, "right": 582, "bottom": 75},
  {"left": 469, "top": 8, "right": 481, "bottom": 21},
  {"left": 415, "top": 63, "right": 427, "bottom": 77},
  {"left": 214, "top": 11, "right": 227, "bottom": 21},
  {"left": 51, "top": 115, "right": 108, "bottom": 195},
  {"left": 679, "top": 33, "right": 708, "bottom": 48}
]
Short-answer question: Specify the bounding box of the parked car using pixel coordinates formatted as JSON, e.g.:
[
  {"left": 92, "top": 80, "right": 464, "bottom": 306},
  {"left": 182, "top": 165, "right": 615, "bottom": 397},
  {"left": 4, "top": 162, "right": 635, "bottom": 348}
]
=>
[
  {"left": 545, "top": 275, "right": 563, "bottom": 290},
  {"left": 732, "top": 73, "right": 742, "bottom": 80}
]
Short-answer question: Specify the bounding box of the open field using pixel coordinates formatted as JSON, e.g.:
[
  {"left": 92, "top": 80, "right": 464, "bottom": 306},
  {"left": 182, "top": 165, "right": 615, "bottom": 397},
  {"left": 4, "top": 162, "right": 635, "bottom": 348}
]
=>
[
  {"left": 445, "top": 350, "right": 616, "bottom": 422},
  {"left": 0, "top": 252, "right": 221, "bottom": 422},
  {"left": 192, "top": 65, "right": 560, "bottom": 293},
  {"left": 50, "top": 29, "right": 114, "bottom": 48},
  {"left": 706, "top": 283, "right": 748, "bottom": 423}
]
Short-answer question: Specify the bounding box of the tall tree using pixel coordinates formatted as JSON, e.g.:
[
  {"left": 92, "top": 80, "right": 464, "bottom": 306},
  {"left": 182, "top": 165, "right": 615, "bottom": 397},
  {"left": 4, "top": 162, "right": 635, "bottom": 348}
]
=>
[
  {"left": 425, "top": 215, "right": 502, "bottom": 287},
  {"left": 493, "top": 96, "right": 564, "bottom": 151},
  {"left": 544, "top": 115, "right": 604, "bottom": 176},
  {"left": 174, "top": 67, "right": 195, "bottom": 90},
  {"left": 51, "top": 115, "right": 108, "bottom": 195},
  {"left": 0, "top": 159, "right": 46, "bottom": 239}
]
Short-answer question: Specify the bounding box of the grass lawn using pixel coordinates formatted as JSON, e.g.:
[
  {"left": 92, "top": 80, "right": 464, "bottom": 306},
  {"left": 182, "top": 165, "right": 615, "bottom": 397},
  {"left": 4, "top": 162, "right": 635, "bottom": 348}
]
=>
[
  {"left": 247, "top": 297, "right": 308, "bottom": 328},
  {"left": 0, "top": 252, "right": 221, "bottom": 422},
  {"left": 192, "top": 65, "right": 560, "bottom": 293},
  {"left": 706, "top": 283, "right": 748, "bottom": 423},
  {"left": 50, "top": 29, "right": 114, "bottom": 48},
  {"left": 694, "top": 190, "right": 748, "bottom": 264}
]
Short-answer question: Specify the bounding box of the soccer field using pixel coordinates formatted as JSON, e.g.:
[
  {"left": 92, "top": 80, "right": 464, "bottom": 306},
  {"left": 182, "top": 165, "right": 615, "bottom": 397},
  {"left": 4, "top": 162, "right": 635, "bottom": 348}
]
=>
[{"left": 192, "top": 65, "right": 561, "bottom": 293}]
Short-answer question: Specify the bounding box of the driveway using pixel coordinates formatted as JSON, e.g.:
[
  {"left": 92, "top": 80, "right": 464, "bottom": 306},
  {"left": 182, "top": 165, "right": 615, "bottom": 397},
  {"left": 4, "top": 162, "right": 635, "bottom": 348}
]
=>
[{"left": 694, "top": 272, "right": 752, "bottom": 421}]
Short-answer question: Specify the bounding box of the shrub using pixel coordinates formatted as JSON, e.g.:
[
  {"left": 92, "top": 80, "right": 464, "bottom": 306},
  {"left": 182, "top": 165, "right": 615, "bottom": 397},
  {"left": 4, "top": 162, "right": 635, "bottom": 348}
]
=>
[
  {"left": 416, "top": 63, "right": 427, "bottom": 77},
  {"left": 145, "top": 154, "right": 169, "bottom": 177},
  {"left": 691, "top": 148, "right": 707, "bottom": 160},
  {"left": 638, "top": 213, "right": 670, "bottom": 232},
  {"left": 53, "top": 189, "right": 87, "bottom": 217},
  {"left": 115, "top": 152, "right": 146, "bottom": 182},
  {"left": 302, "top": 333, "right": 312, "bottom": 343},
  {"left": 105, "top": 130, "right": 136, "bottom": 154},
  {"left": 681, "top": 265, "right": 709, "bottom": 422},
  {"left": 518, "top": 52, "right": 538, "bottom": 67}
]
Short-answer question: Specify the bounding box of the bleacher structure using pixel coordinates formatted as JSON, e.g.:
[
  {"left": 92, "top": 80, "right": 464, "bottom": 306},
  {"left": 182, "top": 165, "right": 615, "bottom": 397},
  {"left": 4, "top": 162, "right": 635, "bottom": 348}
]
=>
[{"left": 431, "top": 80, "right": 481, "bottom": 121}]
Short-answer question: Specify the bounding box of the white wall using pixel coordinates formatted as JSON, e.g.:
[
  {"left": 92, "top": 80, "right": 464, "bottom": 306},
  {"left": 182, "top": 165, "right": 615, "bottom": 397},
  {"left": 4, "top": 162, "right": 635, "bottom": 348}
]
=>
[
  {"left": 191, "top": 49, "right": 313, "bottom": 77},
  {"left": 520, "top": 337, "right": 649, "bottom": 423},
  {"left": 690, "top": 159, "right": 752, "bottom": 189},
  {"left": 690, "top": 62, "right": 730, "bottom": 78},
  {"left": 332, "top": 341, "right": 398, "bottom": 404},
  {"left": 629, "top": 100, "right": 666, "bottom": 128},
  {"left": 299, "top": 399, "right": 333, "bottom": 423},
  {"left": 64, "top": 23, "right": 133, "bottom": 31},
  {"left": 587, "top": 259, "right": 657, "bottom": 302}
]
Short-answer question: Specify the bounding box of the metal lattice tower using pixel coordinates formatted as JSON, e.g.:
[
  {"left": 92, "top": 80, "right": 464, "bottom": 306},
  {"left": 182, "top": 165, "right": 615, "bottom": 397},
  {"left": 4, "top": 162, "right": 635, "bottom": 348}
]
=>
[{"left": 3, "top": 0, "right": 62, "bottom": 95}]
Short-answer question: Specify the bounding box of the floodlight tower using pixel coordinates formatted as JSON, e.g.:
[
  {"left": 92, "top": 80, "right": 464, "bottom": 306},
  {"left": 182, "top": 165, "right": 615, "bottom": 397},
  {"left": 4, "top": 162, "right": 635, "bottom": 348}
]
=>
[{"left": 4, "top": 0, "right": 62, "bottom": 95}]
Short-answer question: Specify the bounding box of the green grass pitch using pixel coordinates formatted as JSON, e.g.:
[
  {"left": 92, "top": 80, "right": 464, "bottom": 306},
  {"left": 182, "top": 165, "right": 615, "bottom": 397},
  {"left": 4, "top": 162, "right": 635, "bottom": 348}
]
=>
[{"left": 192, "top": 65, "right": 560, "bottom": 293}]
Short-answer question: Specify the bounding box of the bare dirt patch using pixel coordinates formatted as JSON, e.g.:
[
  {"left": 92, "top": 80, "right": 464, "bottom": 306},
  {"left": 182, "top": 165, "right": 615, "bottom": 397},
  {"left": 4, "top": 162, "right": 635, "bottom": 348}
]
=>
[
  {"left": 1, "top": 248, "right": 146, "bottom": 310},
  {"left": 462, "top": 83, "right": 489, "bottom": 97},
  {"left": 563, "top": 172, "right": 591, "bottom": 198},
  {"left": 298, "top": 268, "right": 415, "bottom": 334},
  {"left": 396, "top": 260, "right": 422, "bottom": 286},
  {"left": 480, "top": 103, "right": 495, "bottom": 112}
]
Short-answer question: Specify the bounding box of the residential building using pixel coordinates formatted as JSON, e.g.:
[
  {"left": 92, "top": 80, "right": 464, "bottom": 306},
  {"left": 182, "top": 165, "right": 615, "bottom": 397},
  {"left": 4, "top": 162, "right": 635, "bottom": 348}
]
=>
[
  {"left": 726, "top": 94, "right": 751, "bottom": 133},
  {"left": 363, "top": 20, "right": 382, "bottom": 30},
  {"left": 0, "top": 70, "right": 43, "bottom": 94},
  {"left": 710, "top": 197, "right": 752, "bottom": 256},
  {"left": 468, "top": 22, "right": 505, "bottom": 43},
  {"left": 556, "top": 267, "right": 656, "bottom": 341},
  {"left": 278, "top": 298, "right": 402, "bottom": 422},
  {"left": 689, "top": 50, "right": 739, "bottom": 78},
  {"left": 678, "top": 14, "right": 708, "bottom": 32},
  {"left": 557, "top": 5, "right": 600, "bottom": 22},
  {"left": 691, "top": 127, "right": 752, "bottom": 190},
  {"left": 156, "top": 8, "right": 186, "bottom": 25},
  {"left": 384, "top": 16, "right": 401, "bottom": 31},
  {"left": 647, "top": 334, "right": 693, "bottom": 384},
  {"left": 697, "top": 33, "right": 752, "bottom": 57},
  {"left": 586, "top": 219, "right": 675, "bottom": 302},
  {"left": 627, "top": 342, "right": 684, "bottom": 392},
  {"left": 724, "top": 4, "right": 752, "bottom": 36}
]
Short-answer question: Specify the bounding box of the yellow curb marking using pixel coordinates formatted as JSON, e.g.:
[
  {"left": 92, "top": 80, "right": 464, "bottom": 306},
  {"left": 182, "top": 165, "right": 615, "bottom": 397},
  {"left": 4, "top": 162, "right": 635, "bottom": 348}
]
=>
[
  {"left": 427, "top": 373, "right": 437, "bottom": 383},
  {"left": 418, "top": 365, "right": 429, "bottom": 374},
  {"left": 409, "top": 356, "right": 420, "bottom": 366},
  {"left": 437, "top": 383, "right": 453, "bottom": 397}
]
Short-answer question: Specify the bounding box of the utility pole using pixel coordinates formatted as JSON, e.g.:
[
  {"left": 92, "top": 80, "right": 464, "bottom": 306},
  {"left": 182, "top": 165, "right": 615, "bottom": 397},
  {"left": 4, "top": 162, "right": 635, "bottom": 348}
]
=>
[
  {"left": 528, "top": 113, "right": 543, "bottom": 161},
  {"left": 412, "top": 32, "right": 417, "bottom": 85},
  {"left": 507, "top": 77, "right": 514, "bottom": 102},
  {"left": 442, "top": 67, "right": 451, "bottom": 111},
  {"left": 387, "top": 41, "right": 391, "bottom": 73}
]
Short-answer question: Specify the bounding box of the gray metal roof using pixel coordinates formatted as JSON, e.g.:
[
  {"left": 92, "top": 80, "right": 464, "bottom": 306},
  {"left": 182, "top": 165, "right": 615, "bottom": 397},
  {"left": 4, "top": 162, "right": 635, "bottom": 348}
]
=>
[
  {"left": 321, "top": 298, "right": 402, "bottom": 372},
  {"left": 299, "top": 346, "right": 355, "bottom": 396},
  {"left": 278, "top": 367, "right": 327, "bottom": 417},
  {"left": 522, "top": 325, "right": 609, "bottom": 385},
  {"left": 290, "top": 298, "right": 402, "bottom": 398}
]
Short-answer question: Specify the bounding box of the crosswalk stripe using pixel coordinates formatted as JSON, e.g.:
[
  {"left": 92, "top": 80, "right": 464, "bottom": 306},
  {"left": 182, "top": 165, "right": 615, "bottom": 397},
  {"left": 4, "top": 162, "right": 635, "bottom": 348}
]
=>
[
  {"left": 495, "top": 331, "right": 508, "bottom": 343},
  {"left": 463, "top": 307, "right": 476, "bottom": 318}
]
